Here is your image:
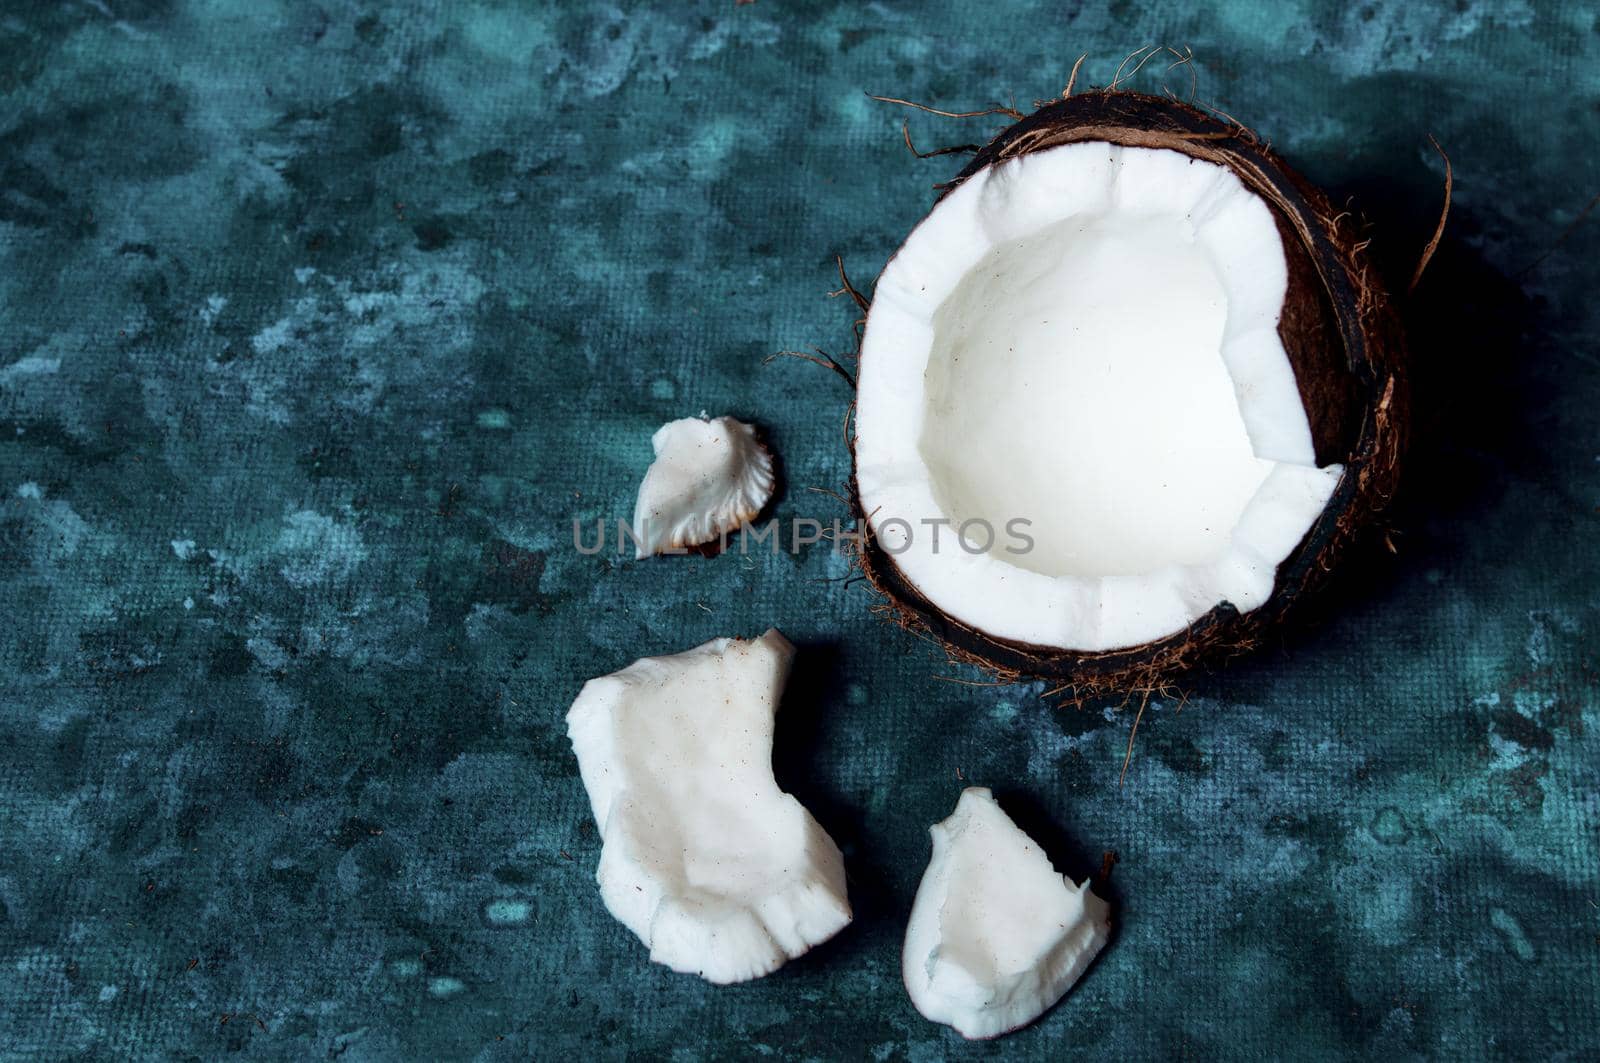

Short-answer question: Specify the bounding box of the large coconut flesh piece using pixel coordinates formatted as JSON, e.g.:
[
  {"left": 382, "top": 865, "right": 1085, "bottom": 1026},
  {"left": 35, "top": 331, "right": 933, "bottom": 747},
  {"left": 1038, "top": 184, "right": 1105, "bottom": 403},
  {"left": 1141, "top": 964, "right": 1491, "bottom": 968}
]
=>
[
  {"left": 566, "top": 629, "right": 851, "bottom": 983},
  {"left": 852, "top": 93, "right": 1405, "bottom": 691},
  {"left": 903, "top": 788, "right": 1111, "bottom": 1039}
]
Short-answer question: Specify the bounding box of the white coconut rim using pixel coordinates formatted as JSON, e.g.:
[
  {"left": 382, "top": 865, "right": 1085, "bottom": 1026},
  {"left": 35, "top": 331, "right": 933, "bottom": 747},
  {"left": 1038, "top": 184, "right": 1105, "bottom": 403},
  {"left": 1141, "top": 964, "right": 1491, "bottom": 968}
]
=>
[{"left": 854, "top": 142, "right": 1344, "bottom": 653}]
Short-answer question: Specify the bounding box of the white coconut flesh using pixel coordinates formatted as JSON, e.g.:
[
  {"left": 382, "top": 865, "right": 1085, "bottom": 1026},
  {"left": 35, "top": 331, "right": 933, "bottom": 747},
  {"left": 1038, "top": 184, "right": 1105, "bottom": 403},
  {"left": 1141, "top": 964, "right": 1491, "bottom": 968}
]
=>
[
  {"left": 631, "top": 414, "right": 775, "bottom": 558},
  {"left": 855, "top": 142, "right": 1345, "bottom": 652},
  {"left": 566, "top": 629, "right": 851, "bottom": 984},
  {"left": 903, "top": 788, "right": 1111, "bottom": 1039}
]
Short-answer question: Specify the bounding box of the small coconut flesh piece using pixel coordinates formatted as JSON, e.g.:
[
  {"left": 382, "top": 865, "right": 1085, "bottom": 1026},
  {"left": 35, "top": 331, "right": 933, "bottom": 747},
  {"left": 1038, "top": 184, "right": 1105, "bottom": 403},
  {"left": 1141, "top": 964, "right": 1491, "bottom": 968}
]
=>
[
  {"left": 566, "top": 629, "right": 850, "bottom": 984},
  {"left": 903, "top": 788, "right": 1111, "bottom": 1040},
  {"left": 631, "top": 415, "right": 774, "bottom": 557},
  {"left": 852, "top": 94, "right": 1406, "bottom": 689}
]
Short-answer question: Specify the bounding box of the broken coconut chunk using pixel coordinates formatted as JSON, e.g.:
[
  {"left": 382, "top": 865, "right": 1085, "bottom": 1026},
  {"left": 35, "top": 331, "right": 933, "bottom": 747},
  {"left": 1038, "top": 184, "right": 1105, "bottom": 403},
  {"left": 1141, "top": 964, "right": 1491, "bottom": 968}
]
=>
[
  {"left": 631, "top": 415, "right": 774, "bottom": 558},
  {"left": 566, "top": 629, "right": 850, "bottom": 984},
  {"left": 903, "top": 788, "right": 1110, "bottom": 1039}
]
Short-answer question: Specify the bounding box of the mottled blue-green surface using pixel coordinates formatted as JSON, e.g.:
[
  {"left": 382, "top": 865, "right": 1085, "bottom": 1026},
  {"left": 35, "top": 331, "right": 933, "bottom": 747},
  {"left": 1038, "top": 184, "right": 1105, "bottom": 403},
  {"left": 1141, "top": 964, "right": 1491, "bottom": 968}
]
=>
[{"left": 2, "top": 2, "right": 1597, "bottom": 1059}]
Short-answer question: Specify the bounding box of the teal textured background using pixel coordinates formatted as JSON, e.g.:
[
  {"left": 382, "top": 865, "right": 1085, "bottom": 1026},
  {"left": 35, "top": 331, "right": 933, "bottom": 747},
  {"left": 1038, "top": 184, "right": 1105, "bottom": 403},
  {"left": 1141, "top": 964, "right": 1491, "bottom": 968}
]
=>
[{"left": 2, "top": 1, "right": 1597, "bottom": 1058}]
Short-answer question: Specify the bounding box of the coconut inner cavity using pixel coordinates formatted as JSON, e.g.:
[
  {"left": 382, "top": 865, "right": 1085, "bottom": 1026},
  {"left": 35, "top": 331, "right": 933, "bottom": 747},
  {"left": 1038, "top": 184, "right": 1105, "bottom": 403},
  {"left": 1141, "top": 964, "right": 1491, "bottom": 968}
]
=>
[{"left": 920, "top": 211, "right": 1271, "bottom": 578}]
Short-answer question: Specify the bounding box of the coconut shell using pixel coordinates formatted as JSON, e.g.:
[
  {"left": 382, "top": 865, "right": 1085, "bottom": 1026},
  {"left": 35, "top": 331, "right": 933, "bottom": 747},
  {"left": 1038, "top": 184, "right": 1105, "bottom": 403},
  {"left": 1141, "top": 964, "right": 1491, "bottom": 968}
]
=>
[{"left": 851, "top": 91, "right": 1408, "bottom": 697}]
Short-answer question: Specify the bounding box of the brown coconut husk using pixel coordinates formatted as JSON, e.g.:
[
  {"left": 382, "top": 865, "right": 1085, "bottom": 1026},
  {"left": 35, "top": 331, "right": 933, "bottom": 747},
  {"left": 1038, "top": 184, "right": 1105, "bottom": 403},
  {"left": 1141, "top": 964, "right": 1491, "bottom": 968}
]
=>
[{"left": 849, "top": 90, "right": 1409, "bottom": 700}]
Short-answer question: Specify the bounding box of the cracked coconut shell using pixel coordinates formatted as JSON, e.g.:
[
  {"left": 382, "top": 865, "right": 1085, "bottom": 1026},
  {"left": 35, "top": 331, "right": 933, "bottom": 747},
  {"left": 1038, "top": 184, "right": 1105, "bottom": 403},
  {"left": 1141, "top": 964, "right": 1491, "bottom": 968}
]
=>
[{"left": 850, "top": 91, "right": 1407, "bottom": 696}]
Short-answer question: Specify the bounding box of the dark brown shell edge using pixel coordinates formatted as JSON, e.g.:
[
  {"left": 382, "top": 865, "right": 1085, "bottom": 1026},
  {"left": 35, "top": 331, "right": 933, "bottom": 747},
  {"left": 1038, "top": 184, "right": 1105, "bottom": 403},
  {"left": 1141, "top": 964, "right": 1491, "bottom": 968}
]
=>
[{"left": 849, "top": 91, "right": 1408, "bottom": 699}]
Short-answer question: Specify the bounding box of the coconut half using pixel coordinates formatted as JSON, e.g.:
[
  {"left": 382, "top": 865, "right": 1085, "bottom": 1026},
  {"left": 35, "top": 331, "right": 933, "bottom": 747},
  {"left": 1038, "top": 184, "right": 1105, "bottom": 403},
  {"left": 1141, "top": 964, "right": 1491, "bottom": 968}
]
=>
[
  {"left": 566, "top": 629, "right": 851, "bottom": 983},
  {"left": 852, "top": 93, "right": 1405, "bottom": 690},
  {"left": 903, "top": 788, "right": 1111, "bottom": 1039}
]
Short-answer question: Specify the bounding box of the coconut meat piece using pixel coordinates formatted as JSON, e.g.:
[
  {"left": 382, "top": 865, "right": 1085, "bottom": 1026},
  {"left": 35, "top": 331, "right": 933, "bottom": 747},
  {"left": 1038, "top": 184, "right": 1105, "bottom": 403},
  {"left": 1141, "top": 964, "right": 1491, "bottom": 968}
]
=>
[
  {"left": 854, "top": 142, "right": 1345, "bottom": 652},
  {"left": 566, "top": 629, "right": 851, "bottom": 984},
  {"left": 631, "top": 414, "right": 774, "bottom": 558},
  {"left": 903, "top": 788, "right": 1111, "bottom": 1040}
]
